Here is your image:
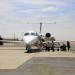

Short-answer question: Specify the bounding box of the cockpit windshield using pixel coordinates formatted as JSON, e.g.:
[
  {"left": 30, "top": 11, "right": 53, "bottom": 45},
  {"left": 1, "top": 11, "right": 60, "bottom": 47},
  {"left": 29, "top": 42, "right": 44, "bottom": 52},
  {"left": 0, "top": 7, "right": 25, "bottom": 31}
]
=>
[
  {"left": 24, "top": 32, "right": 38, "bottom": 36},
  {"left": 24, "top": 33, "right": 29, "bottom": 36},
  {"left": 31, "top": 33, "right": 38, "bottom": 36}
]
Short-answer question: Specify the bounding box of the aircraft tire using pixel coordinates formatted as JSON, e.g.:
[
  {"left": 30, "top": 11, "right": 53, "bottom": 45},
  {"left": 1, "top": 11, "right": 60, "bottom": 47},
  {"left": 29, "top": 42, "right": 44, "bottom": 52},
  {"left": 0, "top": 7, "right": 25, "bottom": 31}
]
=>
[
  {"left": 57, "top": 48, "right": 59, "bottom": 51},
  {"left": 26, "top": 45, "right": 31, "bottom": 52},
  {"left": 52, "top": 49, "right": 55, "bottom": 52}
]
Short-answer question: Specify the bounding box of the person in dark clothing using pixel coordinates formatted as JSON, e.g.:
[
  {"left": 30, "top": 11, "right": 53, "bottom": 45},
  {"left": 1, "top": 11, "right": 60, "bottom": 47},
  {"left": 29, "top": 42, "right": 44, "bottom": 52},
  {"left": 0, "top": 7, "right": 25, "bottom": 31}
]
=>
[
  {"left": 45, "top": 42, "right": 50, "bottom": 52},
  {"left": 51, "top": 41, "right": 55, "bottom": 52},
  {"left": 63, "top": 44, "right": 66, "bottom": 51},
  {"left": 60, "top": 44, "right": 66, "bottom": 51},
  {"left": 67, "top": 41, "right": 70, "bottom": 51},
  {"left": 0, "top": 35, "right": 3, "bottom": 45}
]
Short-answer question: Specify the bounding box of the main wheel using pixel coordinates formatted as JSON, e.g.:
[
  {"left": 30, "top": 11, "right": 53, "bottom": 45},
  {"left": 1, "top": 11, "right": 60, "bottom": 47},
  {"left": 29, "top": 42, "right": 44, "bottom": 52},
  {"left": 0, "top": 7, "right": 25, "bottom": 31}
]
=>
[{"left": 57, "top": 48, "right": 59, "bottom": 51}]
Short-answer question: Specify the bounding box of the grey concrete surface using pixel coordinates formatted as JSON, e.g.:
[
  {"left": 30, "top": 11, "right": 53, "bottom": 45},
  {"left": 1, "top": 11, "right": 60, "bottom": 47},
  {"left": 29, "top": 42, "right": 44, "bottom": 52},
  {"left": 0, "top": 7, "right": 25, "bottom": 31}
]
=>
[
  {"left": 0, "top": 46, "right": 75, "bottom": 69},
  {"left": 0, "top": 57, "right": 75, "bottom": 75},
  {"left": 0, "top": 42, "right": 75, "bottom": 75}
]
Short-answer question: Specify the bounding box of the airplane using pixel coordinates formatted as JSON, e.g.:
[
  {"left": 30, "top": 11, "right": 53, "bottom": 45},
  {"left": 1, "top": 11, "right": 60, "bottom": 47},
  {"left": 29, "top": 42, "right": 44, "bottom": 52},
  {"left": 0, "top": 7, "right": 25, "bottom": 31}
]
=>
[
  {"left": 0, "top": 22, "right": 64, "bottom": 52},
  {"left": 0, "top": 29, "right": 65, "bottom": 52},
  {"left": 0, "top": 23, "right": 52, "bottom": 52},
  {"left": 0, "top": 30, "right": 52, "bottom": 52}
]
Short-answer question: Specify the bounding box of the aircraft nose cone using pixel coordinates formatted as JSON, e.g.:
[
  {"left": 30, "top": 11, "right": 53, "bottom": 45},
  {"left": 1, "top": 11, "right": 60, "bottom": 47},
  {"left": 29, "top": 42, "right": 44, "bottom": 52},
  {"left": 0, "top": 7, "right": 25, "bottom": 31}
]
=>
[
  {"left": 23, "top": 36, "right": 33, "bottom": 44},
  {"left": 23, "top": 36, "right": 38, "bottom": 45},
  {"left": 25, "top": 40, "right": 31, "bottom": 44}
]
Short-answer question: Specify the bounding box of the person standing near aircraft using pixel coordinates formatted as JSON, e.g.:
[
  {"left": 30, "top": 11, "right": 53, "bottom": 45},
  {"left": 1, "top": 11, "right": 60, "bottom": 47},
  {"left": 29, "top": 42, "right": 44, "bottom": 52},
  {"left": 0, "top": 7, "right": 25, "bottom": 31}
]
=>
[
  {"left": 67, "top": 41, "right": 71, "bottom": 51},
  {"left": 0, "top": 35, "right": 3, "bottom": 45},
  {"left": 50, "top": 37, "right": 55, "bottom": 52},
  {"left": 46, "top": 42, "right": 50, "bottom": 51},
  {"left": 51, "top": 41, "right": 55, "bottom": 52}
]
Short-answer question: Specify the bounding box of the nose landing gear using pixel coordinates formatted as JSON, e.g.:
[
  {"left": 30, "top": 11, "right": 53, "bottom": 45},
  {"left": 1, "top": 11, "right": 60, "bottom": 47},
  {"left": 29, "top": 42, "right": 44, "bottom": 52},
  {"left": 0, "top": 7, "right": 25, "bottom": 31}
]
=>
[{"left": 26, "top": 45, "right": 31, "bottom": 52}]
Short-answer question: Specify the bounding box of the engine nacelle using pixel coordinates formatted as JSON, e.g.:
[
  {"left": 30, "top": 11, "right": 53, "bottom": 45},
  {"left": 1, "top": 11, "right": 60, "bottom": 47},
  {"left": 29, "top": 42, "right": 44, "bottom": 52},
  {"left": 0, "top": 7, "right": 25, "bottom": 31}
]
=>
[{"left": 45, "top": 33, "right": 51, "bottom": 38}]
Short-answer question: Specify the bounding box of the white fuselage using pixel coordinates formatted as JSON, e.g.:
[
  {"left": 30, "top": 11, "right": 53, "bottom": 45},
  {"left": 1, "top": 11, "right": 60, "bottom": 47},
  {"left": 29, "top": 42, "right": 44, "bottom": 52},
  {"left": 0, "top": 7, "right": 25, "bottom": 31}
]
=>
[{"left": 23, "top": 31, "right": 40, "bottom": 46}]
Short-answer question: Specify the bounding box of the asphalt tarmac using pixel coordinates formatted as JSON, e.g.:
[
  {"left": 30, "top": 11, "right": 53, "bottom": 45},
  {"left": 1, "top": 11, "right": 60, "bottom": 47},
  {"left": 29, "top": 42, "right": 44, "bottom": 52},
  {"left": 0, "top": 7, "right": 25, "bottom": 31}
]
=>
[{"left": 0, "top": 46, "right": 75, "bottom": 75}]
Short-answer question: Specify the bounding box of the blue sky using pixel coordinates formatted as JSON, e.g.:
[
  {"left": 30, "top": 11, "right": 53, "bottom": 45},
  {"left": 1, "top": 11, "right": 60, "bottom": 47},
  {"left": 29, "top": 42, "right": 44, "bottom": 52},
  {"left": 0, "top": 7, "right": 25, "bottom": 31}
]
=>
[{"left": 0, "top": 0, "right": 75, "bottom": 40}]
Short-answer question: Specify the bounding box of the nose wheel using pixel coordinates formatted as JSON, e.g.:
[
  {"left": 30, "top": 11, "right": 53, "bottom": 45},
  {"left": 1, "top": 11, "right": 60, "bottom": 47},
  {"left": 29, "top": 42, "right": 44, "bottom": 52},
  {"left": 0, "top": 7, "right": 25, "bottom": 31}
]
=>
[{"left": 26, "top": 45, "right": 31, "bottom": 52}]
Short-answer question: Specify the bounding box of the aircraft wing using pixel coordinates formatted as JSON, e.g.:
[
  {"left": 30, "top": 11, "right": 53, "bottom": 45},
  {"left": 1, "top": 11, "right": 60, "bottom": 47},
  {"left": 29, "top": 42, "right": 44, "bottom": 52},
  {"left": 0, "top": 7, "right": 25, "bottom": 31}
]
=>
[{"left": 0, "top": 40, "right": 24, "bottom": 43}]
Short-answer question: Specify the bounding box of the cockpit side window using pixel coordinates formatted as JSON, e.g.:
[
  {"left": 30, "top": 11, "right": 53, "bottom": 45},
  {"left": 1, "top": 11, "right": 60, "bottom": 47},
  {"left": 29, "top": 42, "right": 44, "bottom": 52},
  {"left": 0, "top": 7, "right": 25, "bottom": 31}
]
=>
[
  {"left": 31, "top": 33, "right": 35, "bottom": 35},
  {"left": 31, "top": 33, "right": 38, "bottom": 36},
  {"left": 24, "top": 33, "right": 29, "bottom": 36}
]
